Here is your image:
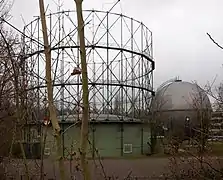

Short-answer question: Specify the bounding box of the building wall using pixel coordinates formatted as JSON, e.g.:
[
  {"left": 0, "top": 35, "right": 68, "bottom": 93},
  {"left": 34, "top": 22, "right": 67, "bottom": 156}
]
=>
[
  {"left": 40, "top": 123, "right": 151, "bottom": 159},
  {"left": 209, "top": 111, "right": 223, "bottom": 138},
  {"left": 153, "top": 109, "right": 211, "bottom": 141}
]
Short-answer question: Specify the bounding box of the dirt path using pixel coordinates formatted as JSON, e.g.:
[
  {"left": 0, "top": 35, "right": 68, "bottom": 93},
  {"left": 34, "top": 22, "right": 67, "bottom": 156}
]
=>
[
  {"left": 3, "top": 157, "right": 170, "bottom": 179},
  {"left": 4, "top": 157, "right": 223, "bottom": 179}
]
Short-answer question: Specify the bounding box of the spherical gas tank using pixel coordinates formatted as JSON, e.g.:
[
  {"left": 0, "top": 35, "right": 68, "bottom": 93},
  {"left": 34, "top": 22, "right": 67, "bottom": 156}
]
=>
[{"left": 151, "top": 79, "right": 212, "bottom": 140}]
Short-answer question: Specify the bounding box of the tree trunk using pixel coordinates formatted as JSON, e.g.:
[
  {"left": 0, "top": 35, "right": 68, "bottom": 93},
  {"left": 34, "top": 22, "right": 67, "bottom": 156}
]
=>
[
  {"left": 38, "top": 0, "right": 66, "bottom": 179},
  {"left": 74, "top": 0, "right": 91, "bottom": 179}
]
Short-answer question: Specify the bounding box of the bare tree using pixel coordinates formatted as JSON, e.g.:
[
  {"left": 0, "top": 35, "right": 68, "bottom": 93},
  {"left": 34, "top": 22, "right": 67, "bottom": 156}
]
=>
[
  {"left": 0, "top": 23, "right": 33, "bottom": 179},
  {"left": 74, "top": 0, "right": 91, "bottom": 179},
  {"left": 0, "top": 0, "right": 13, "bottom": 22},
  {"left": 38, "top": 0, "right": 66, "bottom": 179},
  {"left": 150, "top": 93, "right": 168, "bottom": 154},
  {"left": 163, "top": 83, "right": 221, "bottom": 180},
  {"left": 191, "top": 83, "right": 211, "bottom": 153}
]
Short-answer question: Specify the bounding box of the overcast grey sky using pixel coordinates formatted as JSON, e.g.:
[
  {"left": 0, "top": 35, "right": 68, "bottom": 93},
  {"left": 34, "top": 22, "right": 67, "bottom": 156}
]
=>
[{"left": 10, "top": 0, "right": 223, "bottom": 89}]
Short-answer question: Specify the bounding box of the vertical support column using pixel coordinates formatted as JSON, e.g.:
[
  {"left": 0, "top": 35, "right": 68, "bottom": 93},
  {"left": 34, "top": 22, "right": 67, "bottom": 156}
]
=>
[
  {"left": 92, "top": 123, "right": 96, "bottom": 158},
  {"left": 141, "top": 125, "right": 144, "bottom": 155},
  {"left": 60, "top": 12, "right": 65, "bottom": 157},
  {"left": 140, "top": 23, "right": 144, "bottom": 115},
  {"left": 131, "top": 18, "right": 134, "bottom": 118},
  {"left": 77, "top": 27, "right": 80, "bottom": 121},
  {"left": 92, "top": 11, "right": 96, "bottom": 117},
  {"left": 36, "top": 18, "right": 41, "bottom": 137},
  {"left": 102, "top": 61, "right": 105, "bottom": 113},
  {"left": 28, "top": 21, "right": 33, "bottom": 156},
  {"left": 36, "top": 16, "right": 43, "bottom": 159},
  {"left": 151, "top": 31, "right": 154, "bottom": 92},
  {"left": 120, "top": 15, "right": 124, "bottom": 116},
  {"left": 120, "top": 122, "right": 124, "bottom": 156},
  {"left": 22, "top": 26, "right": 27, "bottom": 141},
  {"left": 106, "top": 12, "right": 109, "bottom": 117}
]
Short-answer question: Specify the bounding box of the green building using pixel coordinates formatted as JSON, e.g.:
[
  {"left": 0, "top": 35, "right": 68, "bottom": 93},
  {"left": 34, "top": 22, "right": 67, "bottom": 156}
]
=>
[{"left": 23, "top": 113, "right": 151, "bottom": 159}]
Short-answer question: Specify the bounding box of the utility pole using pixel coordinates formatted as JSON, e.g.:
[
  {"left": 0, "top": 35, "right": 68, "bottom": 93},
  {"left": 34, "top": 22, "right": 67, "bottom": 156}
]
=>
[
  {"left": 74, "top": 0, "right": 91, "bottom": 179},
  {"left": 38, "top": 0, "right": 66, "bottom": 179}
]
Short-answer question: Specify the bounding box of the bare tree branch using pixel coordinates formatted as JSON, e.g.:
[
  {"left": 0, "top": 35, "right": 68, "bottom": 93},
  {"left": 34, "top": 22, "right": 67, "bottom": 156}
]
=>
[
  {"left": 207, "top": 32, "right": 223, "bottom": 50},
  {"left": 0, "top": 0, "right": 14, "bottom": 22}
]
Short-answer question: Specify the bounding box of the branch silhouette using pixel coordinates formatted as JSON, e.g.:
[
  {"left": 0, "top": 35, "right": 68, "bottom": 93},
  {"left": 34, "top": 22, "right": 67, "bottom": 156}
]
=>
[{"left": 207, "top": 33, "right": 223, "bottom": 50}]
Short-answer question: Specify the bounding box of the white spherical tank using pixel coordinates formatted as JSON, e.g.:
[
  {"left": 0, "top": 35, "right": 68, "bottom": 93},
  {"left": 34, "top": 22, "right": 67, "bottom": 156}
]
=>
[{"left": 151, "top": 79, "right": 212, "bottom": 140}]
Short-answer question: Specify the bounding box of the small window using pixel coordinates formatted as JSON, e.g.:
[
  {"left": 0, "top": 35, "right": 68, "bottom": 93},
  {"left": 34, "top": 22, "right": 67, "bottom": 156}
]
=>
[{"left": 123, "top": 144, "right": 132, "bottom": 154}]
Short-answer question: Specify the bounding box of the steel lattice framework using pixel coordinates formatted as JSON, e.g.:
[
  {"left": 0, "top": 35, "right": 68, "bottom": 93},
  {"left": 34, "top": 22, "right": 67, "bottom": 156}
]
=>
[{"left": 23, "top": 10, "right": 155, "bottom": 122}]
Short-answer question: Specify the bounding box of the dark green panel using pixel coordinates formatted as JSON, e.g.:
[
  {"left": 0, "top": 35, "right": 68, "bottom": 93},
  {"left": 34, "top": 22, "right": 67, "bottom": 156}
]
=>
[
  {"left": 94, "top": 124, "right": 121, "bottom": 157},
  {"left": 142, "top": 125, "right": 151, "bottom": 155},
  {"left": 123, "top": 124, "right": 141, "bottom": 156},
  {"left": 40, "top": 123, "right": 151, "bottom": 159},
  {"left": 63, "top": 124, "right": 92, "bottom": 158}
]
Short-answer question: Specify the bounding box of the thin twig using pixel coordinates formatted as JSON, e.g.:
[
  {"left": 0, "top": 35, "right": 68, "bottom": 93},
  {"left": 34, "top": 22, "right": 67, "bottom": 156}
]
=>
[
  {"left": 207, "top": 33, "right": 223, "bottom": 50},
  {"left": 87, "top": 139, "right": 107, "bottom": 179}
]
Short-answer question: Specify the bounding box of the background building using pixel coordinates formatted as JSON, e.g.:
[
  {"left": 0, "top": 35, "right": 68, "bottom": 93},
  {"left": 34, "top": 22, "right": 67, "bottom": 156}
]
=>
[
  {"left": 20, "top": 10, "right": 155, "bottom": 159},
  {"left": 23, "top": 114, "right": 151, "bottom": 158},
  {"left": 209, "top": 111, "right": 223, "bottom": 140},
  {"left": 151, "top": 78, "right": 212, "bottom": 145},
  {"left": 45, "top": 114, "right": 150, "bottom": 158}
]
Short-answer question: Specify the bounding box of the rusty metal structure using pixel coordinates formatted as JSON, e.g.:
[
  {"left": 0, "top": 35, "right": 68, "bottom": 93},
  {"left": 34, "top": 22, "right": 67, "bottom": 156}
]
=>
[{"left": 23, "top": 10, "right": 155, "bottom": 123}]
